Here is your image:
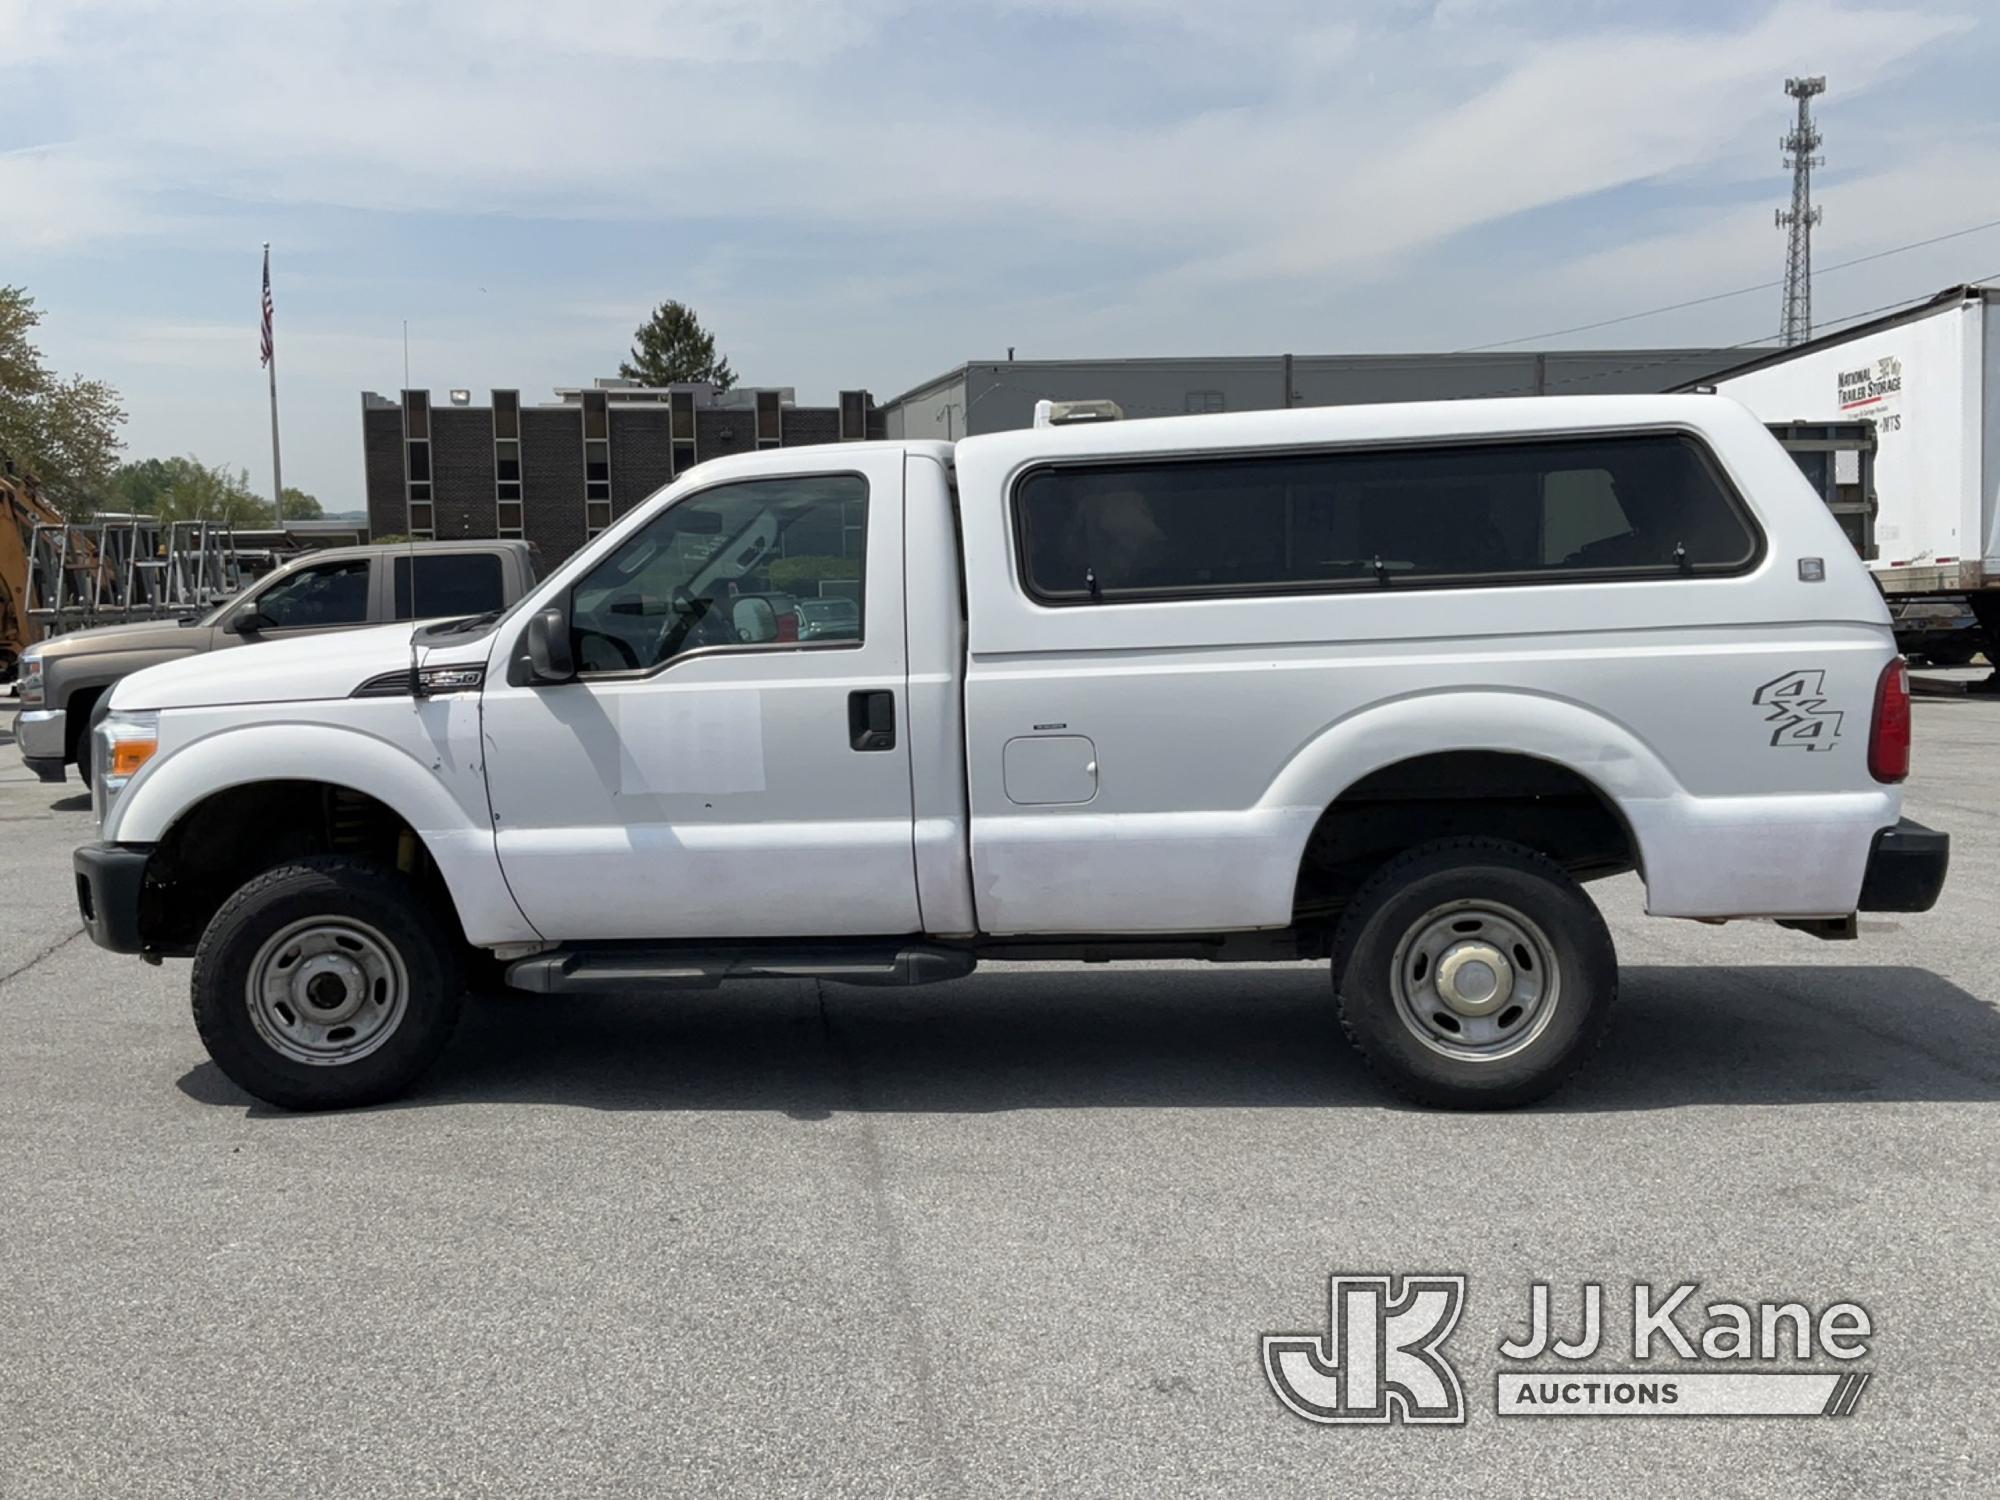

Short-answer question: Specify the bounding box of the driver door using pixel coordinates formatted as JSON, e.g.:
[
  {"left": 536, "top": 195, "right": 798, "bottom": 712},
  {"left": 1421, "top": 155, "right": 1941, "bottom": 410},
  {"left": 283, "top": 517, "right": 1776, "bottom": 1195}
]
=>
[{"left": 479, "top": 455, "right": 923, "bottom": 941}]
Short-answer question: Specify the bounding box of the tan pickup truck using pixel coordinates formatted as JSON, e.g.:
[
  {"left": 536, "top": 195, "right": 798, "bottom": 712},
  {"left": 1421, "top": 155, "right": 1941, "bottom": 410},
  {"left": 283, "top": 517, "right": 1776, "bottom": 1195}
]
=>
[{"left": 17, "top": 539, "right": 539, "bottom": 785}]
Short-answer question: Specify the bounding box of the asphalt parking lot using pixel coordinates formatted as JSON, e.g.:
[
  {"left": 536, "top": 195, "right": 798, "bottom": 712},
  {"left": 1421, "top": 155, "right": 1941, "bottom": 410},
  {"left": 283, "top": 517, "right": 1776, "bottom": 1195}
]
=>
[{"left": 2, "top": 694, "right": 1996, "bottom": 1498}]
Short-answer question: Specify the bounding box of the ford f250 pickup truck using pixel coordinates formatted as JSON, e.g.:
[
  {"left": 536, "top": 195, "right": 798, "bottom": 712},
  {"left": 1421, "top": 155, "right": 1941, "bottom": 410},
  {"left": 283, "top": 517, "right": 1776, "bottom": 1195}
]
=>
[
  {"left": 18, "top": 539, "right": 539, "bottom": 786},
  {"left": 71, "top": 396, "right": 1949, "bottom": 1110}
]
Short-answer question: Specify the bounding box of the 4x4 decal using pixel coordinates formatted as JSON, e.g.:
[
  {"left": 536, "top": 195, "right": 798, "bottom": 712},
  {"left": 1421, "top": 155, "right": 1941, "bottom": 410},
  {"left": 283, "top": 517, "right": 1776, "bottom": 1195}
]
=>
[{"left": 1754, "top": 670, "right": 1843, "bottom": 751}]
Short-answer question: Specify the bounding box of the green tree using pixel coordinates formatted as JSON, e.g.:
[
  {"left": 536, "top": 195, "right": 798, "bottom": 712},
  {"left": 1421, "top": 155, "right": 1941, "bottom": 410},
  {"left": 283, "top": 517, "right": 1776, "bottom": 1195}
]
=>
[
  {"left": 0, "top": 285, "right": 126, "bottom": 514},
  {"left": 619, "top": 300, "right": 735, "bottom": 390},
  {"left": 152, "top": 456, "right": 273, "bottom": 529},
  {"left": 115, "top": 461, "right": 317, "bottom": 524},
  {"left": 109, "top": 456, "right": 177, "bottom": 515}
]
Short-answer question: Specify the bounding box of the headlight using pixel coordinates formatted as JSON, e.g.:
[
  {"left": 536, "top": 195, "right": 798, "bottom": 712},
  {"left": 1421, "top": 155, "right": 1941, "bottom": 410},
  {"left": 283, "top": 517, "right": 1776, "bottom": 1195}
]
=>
[
  {"left": 94, "top": 710, "right": 160, "bottom": 826},
  {"left": 17, "top": 650, "right": 43, "bottom": 707}
]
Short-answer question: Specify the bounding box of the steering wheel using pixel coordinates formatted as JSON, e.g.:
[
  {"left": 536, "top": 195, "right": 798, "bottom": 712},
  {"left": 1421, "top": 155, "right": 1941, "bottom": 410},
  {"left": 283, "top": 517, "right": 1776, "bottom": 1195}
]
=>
[{"left": 656, "top": 586, "right": 736, "bottom": 660}]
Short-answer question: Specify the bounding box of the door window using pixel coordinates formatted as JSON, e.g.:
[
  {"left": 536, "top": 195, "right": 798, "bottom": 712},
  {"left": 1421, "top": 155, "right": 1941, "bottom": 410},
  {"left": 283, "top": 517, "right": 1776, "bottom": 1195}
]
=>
[
  {"left": 568, "top": 475, "right": 867, "bottom": 674},
  {"left": 250, "top": 558, "right": 371, "bottom": 628},
  {"left": 393, "top": 552, "right": 505, "bottom": 620}
]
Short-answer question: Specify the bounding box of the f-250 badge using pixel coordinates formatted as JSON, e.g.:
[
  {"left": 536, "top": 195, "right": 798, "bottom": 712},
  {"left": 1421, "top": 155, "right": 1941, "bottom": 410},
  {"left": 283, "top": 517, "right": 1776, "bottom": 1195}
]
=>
[{"left": 1754, "top": 670, "right": 1843, "bottom": 751}]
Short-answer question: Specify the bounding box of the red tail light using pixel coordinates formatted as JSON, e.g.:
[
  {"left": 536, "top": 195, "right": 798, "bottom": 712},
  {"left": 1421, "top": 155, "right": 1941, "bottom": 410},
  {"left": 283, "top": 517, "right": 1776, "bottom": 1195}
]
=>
[
  {"left": 1868, "top": 658, "right": 1911, "bottom": 783},
  {"left": 776, "top": 611, "right": 799, "bottom": 643}
]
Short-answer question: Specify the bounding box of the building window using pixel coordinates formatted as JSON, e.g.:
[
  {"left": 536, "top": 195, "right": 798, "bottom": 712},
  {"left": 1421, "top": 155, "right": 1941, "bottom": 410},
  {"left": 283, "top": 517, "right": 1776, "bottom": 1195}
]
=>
[
  {"left": 581, "top": 390, "right": 613, "bottom": 538},
  {"left": 401, "top": 390, "right": 434, "bottom": 539},
  {"left": 492, "top": 389, "right": 524, "bottom": 539},
  {"left": 839, "top": 390, "right": 869, "bottom": 441},
  {"left": 1013, "top": 433, "right": 1760, "bottom": 603},
  {"left": 670, "top": 389, "right": 697, "bottom": 475},
  {"left": 755, "top": 390, "right": 782, "bottom": 450},
  {"left": 1184, "top": 390, "right": 1225, "bottom": 414}
]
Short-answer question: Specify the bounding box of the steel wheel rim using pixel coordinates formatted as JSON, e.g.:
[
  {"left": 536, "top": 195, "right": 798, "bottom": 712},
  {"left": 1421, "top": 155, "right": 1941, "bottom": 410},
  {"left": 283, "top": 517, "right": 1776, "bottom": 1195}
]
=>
[
  {"left": 1388, "top": 898, "right": 1560, "bottom": 1062},
  {"left": 246, "top": 916, "right": 409, "bottom": 1067}
]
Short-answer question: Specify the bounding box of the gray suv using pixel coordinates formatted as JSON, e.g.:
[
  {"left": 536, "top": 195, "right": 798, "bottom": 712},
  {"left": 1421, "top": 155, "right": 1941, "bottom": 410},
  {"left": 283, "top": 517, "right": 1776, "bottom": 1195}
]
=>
[{"left": 17, "top": 539, "right": 539, "bottom": 785}]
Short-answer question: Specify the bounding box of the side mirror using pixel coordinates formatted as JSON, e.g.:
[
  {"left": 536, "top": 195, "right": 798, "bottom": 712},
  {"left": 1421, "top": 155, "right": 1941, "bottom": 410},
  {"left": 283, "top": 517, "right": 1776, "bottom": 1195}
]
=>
[
  {"left": 526, "top": 606, "right": 575, "bottom": 682},
  {"left": 225, "top": 609, "right": 272, "bottom": 636}
]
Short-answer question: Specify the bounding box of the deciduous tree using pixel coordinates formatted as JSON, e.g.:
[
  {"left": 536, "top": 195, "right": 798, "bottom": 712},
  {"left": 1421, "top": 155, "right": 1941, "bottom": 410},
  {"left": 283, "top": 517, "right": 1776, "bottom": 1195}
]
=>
[{"left": 0, "top": 285, "right": 126, "bottom": 514}]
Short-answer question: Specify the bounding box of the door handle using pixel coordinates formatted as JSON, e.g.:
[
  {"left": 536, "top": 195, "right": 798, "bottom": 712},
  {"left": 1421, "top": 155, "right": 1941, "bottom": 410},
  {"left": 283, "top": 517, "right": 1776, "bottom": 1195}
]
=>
[{"left": 848, "top": 690, "right": 896, "bottom": 752}]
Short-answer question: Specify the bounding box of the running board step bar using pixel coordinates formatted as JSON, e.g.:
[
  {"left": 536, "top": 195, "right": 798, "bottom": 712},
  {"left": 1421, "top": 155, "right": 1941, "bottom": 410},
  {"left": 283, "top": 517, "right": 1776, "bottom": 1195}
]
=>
[{"left": 505, "top": 942, "right": 977, "bottom": 995}]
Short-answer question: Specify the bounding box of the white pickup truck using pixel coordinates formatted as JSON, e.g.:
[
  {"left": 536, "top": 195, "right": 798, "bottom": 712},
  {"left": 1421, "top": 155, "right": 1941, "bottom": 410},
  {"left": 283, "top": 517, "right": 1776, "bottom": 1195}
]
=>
[{"left": 73, "top": 395, "right": 1948, "bottom": 1110}]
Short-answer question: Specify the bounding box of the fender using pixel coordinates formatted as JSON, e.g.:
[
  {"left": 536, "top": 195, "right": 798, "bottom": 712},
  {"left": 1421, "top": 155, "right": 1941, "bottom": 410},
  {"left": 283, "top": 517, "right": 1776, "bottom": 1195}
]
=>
[
  {"left": 1255, "top": 688, "right": 1896, "bottom": 919},
  {"left": 1257, "top": 686, "right": 1677, "bottom": 888},
  {"left": 108, "top": 718, "right": 540, "bottom": 947}
]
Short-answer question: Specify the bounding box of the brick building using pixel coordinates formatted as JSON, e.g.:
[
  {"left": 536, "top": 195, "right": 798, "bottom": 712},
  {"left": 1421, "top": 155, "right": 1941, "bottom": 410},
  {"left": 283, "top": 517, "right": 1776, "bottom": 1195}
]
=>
[{"left": 361, "top": 380, "right": 881, "bottom": 564}]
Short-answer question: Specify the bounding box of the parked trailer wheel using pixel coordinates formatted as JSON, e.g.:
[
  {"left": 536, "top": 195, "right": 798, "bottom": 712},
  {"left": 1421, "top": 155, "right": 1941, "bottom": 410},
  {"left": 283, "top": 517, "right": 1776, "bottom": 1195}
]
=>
[
  {"left": 1332, "top": 838, "right": 1616, "bottom": 1109},
  {"left": 191, "top": 857, "right": 464, "bottom": 1110}
]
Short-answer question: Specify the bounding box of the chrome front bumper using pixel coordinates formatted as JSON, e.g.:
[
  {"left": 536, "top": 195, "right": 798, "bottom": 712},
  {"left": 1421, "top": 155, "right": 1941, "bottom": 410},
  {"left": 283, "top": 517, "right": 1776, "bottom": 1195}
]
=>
[{"left": 16, "top": 707, "right": 67, "bottom": 781}]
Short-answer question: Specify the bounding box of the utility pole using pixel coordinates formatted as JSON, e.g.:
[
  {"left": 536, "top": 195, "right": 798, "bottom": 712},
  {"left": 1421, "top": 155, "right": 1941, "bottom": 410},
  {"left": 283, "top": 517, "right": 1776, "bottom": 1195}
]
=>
[{"left": 1776, "top": 76, "right": 1826, "bottom": 347}]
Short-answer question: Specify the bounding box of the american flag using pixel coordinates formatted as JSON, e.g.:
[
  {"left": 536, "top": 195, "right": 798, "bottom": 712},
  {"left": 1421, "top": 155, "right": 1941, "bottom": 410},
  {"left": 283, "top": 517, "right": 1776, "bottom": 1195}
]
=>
[{"left": 259, "top": 245, "right": 274, "bottom": 368}]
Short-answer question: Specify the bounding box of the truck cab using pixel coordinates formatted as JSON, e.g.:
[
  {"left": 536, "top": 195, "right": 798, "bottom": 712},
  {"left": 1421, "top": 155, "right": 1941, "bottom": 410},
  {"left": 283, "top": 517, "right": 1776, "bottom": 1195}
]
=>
[{"left": 71, "top": 397, "right": 1948, "bottom": 1111}]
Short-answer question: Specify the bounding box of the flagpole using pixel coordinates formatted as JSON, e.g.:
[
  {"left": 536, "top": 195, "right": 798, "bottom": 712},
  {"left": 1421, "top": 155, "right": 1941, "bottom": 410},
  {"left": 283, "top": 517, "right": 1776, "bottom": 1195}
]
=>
[{"left": 263, "top": 242, "right": 284, "bottom": 520}]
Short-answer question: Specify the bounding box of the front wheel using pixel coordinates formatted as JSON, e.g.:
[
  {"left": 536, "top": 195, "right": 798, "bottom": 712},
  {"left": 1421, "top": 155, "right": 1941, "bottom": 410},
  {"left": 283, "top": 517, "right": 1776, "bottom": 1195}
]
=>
[
  {"left": 1331, "top": 838, "right": 1616, "bottom": 1109},
  {"left": 191, "top": 857, "right": 465, "bottom": 1110}
]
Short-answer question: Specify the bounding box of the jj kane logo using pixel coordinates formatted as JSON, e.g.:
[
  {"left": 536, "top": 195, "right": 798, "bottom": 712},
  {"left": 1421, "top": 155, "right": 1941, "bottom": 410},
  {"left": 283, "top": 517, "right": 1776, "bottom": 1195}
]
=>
[
  {"left": 1262, "top": 1274, "right": 1467, "bottom": 1424},
  {"left": 1754, "top": 669, "right": 1843, "bottom": 752},
  {"left": 1264, "top": 1277, "right": 1875, "bottom": 1426}
]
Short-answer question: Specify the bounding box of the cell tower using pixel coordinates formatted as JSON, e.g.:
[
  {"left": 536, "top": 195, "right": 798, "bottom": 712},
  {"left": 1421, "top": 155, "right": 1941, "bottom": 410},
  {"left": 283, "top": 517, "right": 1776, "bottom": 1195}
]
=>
[{"left": 1776, "top": 75, "right": 1826, "bottom": 346}]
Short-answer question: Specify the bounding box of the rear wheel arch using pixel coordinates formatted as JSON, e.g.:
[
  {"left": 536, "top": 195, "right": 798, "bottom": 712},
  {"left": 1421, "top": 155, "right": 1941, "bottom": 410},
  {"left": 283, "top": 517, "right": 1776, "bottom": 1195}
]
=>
[{"left": 1290, "top": 748, "right": 1647, "bottom": 930}]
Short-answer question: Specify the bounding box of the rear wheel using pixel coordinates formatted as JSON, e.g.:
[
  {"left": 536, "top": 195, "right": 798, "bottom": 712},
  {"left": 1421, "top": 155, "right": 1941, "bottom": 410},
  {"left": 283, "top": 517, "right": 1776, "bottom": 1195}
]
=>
[
  {"left": 191, "top": 857, "right": 464, "bottom": 1110},
  {"left": 1332, "top": 838, "right": 1615, "bottom": 1108}
]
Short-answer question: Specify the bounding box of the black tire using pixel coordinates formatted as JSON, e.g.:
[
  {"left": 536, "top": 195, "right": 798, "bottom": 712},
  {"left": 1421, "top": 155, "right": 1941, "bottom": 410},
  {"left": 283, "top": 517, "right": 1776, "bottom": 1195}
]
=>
[
  {"left": 191, "top": 857, "right": 464, "bottom": 1110},
  {"left": 1331, "top": 838, "right": 1615, "bottom": 1109},
  {"left": 66, "top": 690, "right": 102, "bottom": 790}
]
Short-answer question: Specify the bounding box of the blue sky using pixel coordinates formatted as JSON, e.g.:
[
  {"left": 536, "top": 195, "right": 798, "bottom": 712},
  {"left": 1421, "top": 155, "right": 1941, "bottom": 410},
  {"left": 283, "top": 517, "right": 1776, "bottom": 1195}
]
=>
[{"left": 2, "top": 0, "right": 1996, "bottom": 506}]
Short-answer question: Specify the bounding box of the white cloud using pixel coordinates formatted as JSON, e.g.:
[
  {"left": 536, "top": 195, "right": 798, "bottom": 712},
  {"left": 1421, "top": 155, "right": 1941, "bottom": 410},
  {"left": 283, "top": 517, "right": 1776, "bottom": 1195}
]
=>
[
  {"left": 3, "top": 0, "right": 1978, "bottom": 264},
  {"left": 4, "top": 0, "right": 1994, "bottom": 498},
  {"left": 1178, "top": 2, "right": 1973, "bottom": 283},
  {"left": 0, "top": 146, "right": 176, "bottom": 252}
]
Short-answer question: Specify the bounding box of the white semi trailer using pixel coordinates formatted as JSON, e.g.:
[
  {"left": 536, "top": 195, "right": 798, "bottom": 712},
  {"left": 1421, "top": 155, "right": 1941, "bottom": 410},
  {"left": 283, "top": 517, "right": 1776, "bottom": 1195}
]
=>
[{"left": 1696, "top": 283, "right": 2000, "bottom": 606}]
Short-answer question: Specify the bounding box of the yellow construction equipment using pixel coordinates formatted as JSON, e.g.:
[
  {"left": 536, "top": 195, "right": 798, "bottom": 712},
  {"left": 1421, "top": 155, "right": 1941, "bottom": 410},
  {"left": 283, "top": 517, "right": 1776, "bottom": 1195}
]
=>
[{"left": 0, "top": 464, "right": 102, "bottom": 682}]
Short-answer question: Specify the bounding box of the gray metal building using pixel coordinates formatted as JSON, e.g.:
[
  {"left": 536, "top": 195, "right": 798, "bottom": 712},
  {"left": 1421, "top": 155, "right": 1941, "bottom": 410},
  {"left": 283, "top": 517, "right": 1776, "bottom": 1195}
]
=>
[{"left": 879, "top": 349, "right": 1746, "bottom": 440}]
